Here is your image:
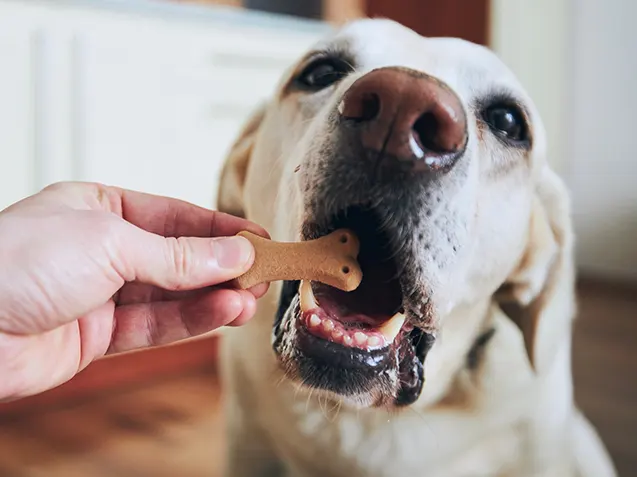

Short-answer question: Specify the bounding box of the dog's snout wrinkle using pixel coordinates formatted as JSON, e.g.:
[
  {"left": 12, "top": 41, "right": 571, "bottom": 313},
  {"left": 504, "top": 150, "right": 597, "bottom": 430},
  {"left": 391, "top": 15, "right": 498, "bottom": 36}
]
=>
[
  {"left": 339, "top": 67, "right": 468, "bottom": 174},
  {"left": 372, "top": 113, "right": 399, "bottom": 182}
]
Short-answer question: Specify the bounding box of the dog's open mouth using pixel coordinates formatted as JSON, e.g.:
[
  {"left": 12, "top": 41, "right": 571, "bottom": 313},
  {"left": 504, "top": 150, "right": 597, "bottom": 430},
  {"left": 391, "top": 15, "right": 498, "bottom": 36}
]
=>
[
  {"left": 273, "top": 207, "right": 434, "bottom": 407},
  {"left": 299, "top": 206, "right": 411, "bottom": 352},
  {"left": 299, "top": 279, "right": 409, "bottom": 351}
]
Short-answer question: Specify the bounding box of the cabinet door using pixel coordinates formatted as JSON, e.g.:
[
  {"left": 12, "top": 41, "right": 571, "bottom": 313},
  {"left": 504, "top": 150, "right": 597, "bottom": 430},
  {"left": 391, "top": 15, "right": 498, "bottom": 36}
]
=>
[
  {"left": 159, "top": 22, "right": 315, "bottom": 208},
  {"left": 72, "top": 15, "right": 323, "bottom": 209},
  {"left": 73, "top": 29, "right": 245, "bottom": 208},
  {"left": 166, "top": 92, "right": 252, "bottom": 209},
  {"left": 71, "top": 29, "right": 177, "bottom": 198},
  {"left": 0, "top": 10, "right": 36, "bottom": 210}
]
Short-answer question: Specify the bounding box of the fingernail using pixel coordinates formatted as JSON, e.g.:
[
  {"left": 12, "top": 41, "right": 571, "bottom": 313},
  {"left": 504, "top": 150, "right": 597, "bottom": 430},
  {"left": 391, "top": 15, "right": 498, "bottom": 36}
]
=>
[{"left": 214, "top": 236, "right": 253, "bottom": 269}]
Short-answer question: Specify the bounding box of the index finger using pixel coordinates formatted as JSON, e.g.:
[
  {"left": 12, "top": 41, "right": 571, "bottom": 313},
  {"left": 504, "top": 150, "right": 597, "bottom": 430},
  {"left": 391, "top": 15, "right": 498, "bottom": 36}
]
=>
[{"left": 101, "top": 185, "right": 269, "bottom": 239}]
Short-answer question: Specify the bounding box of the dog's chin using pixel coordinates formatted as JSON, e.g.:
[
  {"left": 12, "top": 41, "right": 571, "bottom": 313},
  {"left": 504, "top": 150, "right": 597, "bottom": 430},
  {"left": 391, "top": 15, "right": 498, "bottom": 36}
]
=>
[{"left": 271, "top": 207, "right": 436, "bottom": 409}]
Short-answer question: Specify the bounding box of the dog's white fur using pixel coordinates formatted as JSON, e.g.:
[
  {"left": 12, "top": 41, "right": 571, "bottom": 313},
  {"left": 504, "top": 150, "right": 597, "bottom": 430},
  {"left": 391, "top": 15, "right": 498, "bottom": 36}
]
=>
[{"left": 216, "top": 20, "right": 617, "bottom": 477}]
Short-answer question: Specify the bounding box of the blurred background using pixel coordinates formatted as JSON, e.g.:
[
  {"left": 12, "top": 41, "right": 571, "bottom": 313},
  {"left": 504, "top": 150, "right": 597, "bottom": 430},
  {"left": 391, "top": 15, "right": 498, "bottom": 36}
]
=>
[{"left": 0, "top": 0, "right": 634, "bottom": 476}]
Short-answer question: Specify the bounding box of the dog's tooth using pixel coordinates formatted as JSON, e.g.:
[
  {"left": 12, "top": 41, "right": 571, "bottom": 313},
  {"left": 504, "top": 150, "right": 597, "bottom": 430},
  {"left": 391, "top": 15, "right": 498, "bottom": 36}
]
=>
[
  {"left": 299, "top": 280, "right": 318, "bottom": 312},
  {"left": 309, "top": 314, "right": 321, "bottom": 328},
  {"left": 331, "top": 329, "right": 344, "bottom": 340},
  {"left": 342, "top": 335, "right": 353, "bottom": 346},
  {"left": 378, "top": 312, "right": 406, "bottom": 343},
  {"left": 367, "top": 336, "right": 382, "bottom": 348},
  {"left": 354, "top": 332, "right": 368, "bottom": 346},
  {"left": 323, "top": 319, "right": 335, "bottom": 332}
]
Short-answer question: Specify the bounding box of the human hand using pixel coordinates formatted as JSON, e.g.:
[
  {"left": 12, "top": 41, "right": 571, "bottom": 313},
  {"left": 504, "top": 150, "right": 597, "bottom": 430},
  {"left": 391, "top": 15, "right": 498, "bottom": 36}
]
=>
[{"left": 0, "top": 182, "right": 269, "bottom": 401}]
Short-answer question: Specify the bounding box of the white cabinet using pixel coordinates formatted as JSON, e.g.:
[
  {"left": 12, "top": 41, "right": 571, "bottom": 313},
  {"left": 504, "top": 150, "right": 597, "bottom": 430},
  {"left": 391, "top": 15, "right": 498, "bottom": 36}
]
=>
[
  {"left": 72, "top": 30, "right": 182, "bottom": 199},
  {"left": 0, "top": 0, "right": 326, "bottom": 210},
  {"left": 0, "top": 15, "right": 37, "bottom": 210},
  {"left": 72, "top": 20, "right": 306, "bottom": 208}
]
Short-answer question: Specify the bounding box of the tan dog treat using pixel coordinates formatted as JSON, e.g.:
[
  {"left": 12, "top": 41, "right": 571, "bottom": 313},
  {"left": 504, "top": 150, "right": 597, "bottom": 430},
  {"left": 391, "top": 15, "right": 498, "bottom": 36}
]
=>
[{"left": 235, "top": 229, "right": 362, "bottom": 292}]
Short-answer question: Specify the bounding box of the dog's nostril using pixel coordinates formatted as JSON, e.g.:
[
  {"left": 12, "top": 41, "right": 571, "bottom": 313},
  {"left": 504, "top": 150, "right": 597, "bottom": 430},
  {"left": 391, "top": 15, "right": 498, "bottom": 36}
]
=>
[
  {"left": 340, "top": 234, "right": 348, "bottom": 244},
  {"left": 359, "top": 93, "right": 380, "bottom": 121},
  {"left": 340, "top": 92, "right": 380, "bottom": 122},
  {"left": 413, "top": 111, "right": 447, "bottom": 154},
  {"left": 342, "top": 266, "right": 350, "bottom": 274}
]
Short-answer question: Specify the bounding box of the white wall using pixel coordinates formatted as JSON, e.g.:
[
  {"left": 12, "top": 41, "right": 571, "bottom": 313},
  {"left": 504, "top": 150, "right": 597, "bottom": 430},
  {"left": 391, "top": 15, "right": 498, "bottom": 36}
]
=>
[
  {"left": 567, "top": 0, "right": 637, "bottom": 281},
  {"left": 491, "top": 0, "right": 637, "bottom": 282},
  {"left": 490, "top": 0, "right": 570, "bottom": 176}
]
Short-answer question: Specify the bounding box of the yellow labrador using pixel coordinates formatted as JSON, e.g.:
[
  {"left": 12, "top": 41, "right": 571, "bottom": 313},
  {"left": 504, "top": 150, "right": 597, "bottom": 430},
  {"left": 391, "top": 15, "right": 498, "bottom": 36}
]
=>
[{"left": 216, "top": 19, "right": 617, "bottom": 477}]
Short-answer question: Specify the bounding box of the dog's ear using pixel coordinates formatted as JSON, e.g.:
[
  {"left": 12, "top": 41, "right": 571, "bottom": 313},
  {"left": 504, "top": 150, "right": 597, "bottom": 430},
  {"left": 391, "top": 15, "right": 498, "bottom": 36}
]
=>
[
  {"left": 216, "top": 104, "right": 267, "bottom": 218},
  {"left": 496, "top": 166, "right": 576, "bottom": 371}
]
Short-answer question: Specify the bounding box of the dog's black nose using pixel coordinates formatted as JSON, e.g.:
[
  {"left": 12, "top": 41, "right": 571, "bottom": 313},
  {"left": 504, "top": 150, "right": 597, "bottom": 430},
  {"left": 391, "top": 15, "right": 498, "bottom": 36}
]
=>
[{"left": 338, "top": 67, "right": 467, "bottom": 172}]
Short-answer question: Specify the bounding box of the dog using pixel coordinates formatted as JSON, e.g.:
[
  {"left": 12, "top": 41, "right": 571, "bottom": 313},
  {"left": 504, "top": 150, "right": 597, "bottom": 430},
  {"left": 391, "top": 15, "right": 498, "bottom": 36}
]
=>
[{"left": 215, "top": 19, "right": 617, "bottom": 477}]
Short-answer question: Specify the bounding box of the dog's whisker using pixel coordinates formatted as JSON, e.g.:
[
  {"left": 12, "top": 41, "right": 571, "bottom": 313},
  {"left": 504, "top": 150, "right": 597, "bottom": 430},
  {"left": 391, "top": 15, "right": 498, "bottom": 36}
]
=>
[
  {"left": 293, "top": 380, "right": 306, "bottom": 401},
  {"left": 318, "top": 393, "right": 328, "bottom": 420},
  {"left": 406, "top": 407, "right": 439, "bottom": 446},
  {"left": 274, "top": 374, "right": 287, "bottom": 389},
  {"left": 335, "top": 398, "right": 343, "bottom": 420},
  {"left": 326, "top": 397, "right": 342, "bottom": 422},
  {"left": 306, "top": 387, "right": 315, "bottom": 413}
]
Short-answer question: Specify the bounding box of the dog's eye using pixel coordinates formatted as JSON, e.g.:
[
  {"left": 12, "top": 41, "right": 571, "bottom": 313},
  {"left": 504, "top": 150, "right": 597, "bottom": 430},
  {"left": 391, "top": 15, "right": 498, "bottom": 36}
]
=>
[
  {"left": 295, "top": 58, "right": 351, "bottom": 90},
  {"left": 483, "top": 104, "right": 529, "bottom": 144}
]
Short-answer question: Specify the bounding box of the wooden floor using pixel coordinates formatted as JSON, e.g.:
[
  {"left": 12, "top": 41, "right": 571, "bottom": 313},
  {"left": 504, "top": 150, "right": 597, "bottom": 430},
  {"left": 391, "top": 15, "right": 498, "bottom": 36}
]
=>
[
  {"left": 571, "top": 280, "right": 637, "bottom": 477},
  {"left": 0, "top": 280, "right": 635, "bottom": 477},
  {"left": 0, "top": 372, "right": 225, "bottom": 477}
]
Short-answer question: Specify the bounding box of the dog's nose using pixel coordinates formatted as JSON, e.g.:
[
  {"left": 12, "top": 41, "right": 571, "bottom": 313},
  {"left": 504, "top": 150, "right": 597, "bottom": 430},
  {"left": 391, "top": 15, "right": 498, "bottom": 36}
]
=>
[{"left": 338, "top": 67, "right": 467, "bottom": 172}]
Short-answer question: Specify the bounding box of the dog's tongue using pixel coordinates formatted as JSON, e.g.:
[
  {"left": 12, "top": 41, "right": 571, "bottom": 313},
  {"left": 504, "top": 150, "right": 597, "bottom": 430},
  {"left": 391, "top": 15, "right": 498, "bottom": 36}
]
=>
[
  {"left": 299, "top": 281, "right": 407, "bottom": 350},
  {"left": 313, "top": 262, "right": 403, "bottom": 319},
  {"left": 314, "top": 286, "right": 391, "bottom": 326}
]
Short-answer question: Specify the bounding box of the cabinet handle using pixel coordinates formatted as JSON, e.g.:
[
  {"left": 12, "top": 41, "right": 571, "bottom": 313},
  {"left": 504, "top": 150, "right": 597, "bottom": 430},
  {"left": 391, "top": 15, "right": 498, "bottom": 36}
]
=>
[
  {"left": 210, "top": 51, "right": 291, "bottom": 71},
  {"left": 209, "top": 102, "right": 252, "bottom": 117}
]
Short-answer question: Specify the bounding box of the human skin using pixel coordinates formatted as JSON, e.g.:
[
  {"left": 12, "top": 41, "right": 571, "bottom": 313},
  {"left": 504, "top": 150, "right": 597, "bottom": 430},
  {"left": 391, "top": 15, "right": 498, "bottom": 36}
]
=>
[{"left": 0, "top": 182, "right": 269, "bottom": 401}]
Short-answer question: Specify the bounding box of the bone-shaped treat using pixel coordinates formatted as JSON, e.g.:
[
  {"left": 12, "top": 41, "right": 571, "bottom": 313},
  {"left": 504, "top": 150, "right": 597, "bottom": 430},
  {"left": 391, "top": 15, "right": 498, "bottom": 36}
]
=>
[{"left": 235, "top": 229, "right": 363, "bottom": 292}]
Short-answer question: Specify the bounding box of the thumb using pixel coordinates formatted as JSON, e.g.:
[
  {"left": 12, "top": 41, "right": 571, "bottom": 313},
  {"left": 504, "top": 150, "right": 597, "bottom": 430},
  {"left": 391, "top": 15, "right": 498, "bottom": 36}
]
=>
[{"left": 122, "top": 226, "right": 255, "bottom": 290}]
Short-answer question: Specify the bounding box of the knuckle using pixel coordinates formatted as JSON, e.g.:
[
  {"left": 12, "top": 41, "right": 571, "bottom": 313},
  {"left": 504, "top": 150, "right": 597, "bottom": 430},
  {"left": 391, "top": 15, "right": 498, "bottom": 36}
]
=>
[
  {"left": 42, "top": 181, "right": 75, "bottom": 193},
  {"left": 165, "top": 236, "right": 194, "bottom": 289},
  {"left": 41, "top": 181, "right": 104, "bottom": 200}
]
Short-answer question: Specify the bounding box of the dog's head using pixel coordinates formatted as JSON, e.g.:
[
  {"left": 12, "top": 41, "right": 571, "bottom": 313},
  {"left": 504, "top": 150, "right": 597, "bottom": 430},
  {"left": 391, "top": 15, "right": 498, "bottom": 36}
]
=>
[{"left": 218, "top": 20, "right": 574, "bottom": 409}]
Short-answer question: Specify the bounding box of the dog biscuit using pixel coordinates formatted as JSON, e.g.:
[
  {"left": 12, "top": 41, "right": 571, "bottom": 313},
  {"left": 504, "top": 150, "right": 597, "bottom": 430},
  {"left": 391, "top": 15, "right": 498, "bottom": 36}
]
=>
[{"left": 235, "top": 229, "right": 362, "bottom": 292}]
